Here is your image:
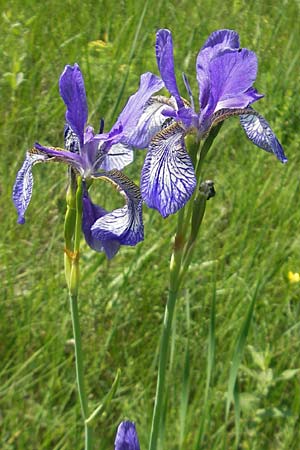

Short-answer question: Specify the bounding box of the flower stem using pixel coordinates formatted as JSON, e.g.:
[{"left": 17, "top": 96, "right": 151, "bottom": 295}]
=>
[
  {"left": 148, "top": 220, "right": 183, "bottom": 450},
  {"left": 65, "top": 177, "right": 93, "bottom": 450},
  {"left": 149, "top": 126, "right": 223, "bottom": 450}
]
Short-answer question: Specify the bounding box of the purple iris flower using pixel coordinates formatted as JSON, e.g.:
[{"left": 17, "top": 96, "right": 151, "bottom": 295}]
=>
[
  {"left": 140, "top": 29, "right": 287, "bottom": 218},
  {"left": 13, "top": 64, "right": 163, "bottom": 258},
  {"left": 114, "top": 421, "right": 140, "bottom": 450}
]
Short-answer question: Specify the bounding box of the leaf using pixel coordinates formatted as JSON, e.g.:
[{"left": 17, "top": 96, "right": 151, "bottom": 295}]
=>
[{"left": 277, "top": 369, "right": 300, "bottom": 381}]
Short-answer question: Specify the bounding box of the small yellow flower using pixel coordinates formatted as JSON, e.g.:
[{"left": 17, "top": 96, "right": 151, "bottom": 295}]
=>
[{"left": 288, "top": 271, "right": 300, "bottom": 283}]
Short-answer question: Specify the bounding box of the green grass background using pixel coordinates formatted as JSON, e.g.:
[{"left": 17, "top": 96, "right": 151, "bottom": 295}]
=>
[{"left": 1, "top": 0, "right": 300, "bottom": 448}]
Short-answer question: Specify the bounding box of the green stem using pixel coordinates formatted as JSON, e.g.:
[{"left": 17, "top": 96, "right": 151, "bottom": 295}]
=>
[
  {"left": 65, "top": 177, "right": 93, "bottom": 450},
  {"left": 149, "top": 221, "right": 183, "bottom": 450},
  {"left": 149, "top": 125, "right": 223, "bottom": 450}
]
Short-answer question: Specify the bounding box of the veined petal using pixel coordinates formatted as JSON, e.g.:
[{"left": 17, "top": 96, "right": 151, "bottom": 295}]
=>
[
  {"left": 59, "top": 64, "right": 88, "bottom": 148},
  {"left": 240, "top": 110, "right": 287, "bottom": 163},
  {"left": 82, "top": 189, "right": 120, "bottom": 259},
  {"left": 141, "top": 122, "right": 196, "bottom": 217},
  {"left": 201, "top": 29, "right": 240, "bottom": 52},
  {"left": 155, "top": 29, "right": 184, "bottom": 109},
  {"left": 64, "top": 124, "right": 80, "bottom": 153},
  {"left": 91, "top": 170, "right": 144, "bottom": 246},
  {"left": 125, "top": 95, "right": 177, "bottom": 148},
  {"left": 100, "top": 143, "right": 134, "bottom": 171},
  {"left": 114, "top": 421, "right": 140, "bottom": 450},
  {"left": 13, "top": 150, "right": 48, "bottom": 224},
  {"left": 115, "top": 72, "right": 164, "bottom": 139},
  {"left": 203, "top": 106, "right": 257, "bottom": 137}
]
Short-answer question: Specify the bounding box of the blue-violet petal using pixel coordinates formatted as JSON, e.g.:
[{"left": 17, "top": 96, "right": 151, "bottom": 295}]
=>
[{"left": 141, "top": 122, "right": 196, "bottom": 217}]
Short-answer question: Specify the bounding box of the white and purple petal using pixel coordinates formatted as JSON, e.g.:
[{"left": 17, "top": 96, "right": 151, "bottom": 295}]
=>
[
  {"left": 155, "top": 29, "right": 184, "bottom": 109},
  {"left": 125, "top": 95, "right": 177, "bottom": 148},
  {"left": 114, "top": 421, "right": 140, "bottom": 450},
  {"left": 13, "top": 150, "right": 48, "bottom": 224},
  {"left": 100, "top": 143, "right": 134, "bottom": 171},
  {"left": 91, "top": 170, "right": 144, "bottom": 246},
  {"left": 59, "top": 64, "right": 88, "bottom": 148},
  {"left": 82, "top": 189, "right": 120, "bottom": 259},
  {"left": 64, "top": 124, "right": 80, "bottom": 153},
  {"left": 141, "top": 122, "right": 196, "bottom": 218},
  {"left": 240, "top": 111, "right": 287, "bottom": 163},
  {"left": 115, "top": 72, "right": 164, "bottom": 139},
  {"left": 201, "top": 29, "right": 240, "bottom": 52}
]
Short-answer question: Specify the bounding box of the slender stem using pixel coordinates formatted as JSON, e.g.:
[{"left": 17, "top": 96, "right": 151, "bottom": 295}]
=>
[
  {"left": 149, "top": 221, "right": 183, "bottom": 450},
  {"left": 149, "top": 126, "right": 223, "bottom": 450},
  {"left": 69, "top": 292, "right": 89, "bottom": 417},
  {"left": 65, "top": 177, "right": 93, "bottom": 450}
]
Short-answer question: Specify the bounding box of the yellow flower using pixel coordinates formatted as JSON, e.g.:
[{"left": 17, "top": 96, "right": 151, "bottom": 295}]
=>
[{"left": 288, "top": 271, "right": 300, "bottom": 283}]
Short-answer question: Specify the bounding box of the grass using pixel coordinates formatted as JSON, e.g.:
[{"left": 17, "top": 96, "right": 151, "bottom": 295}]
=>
[{"left": 1, "top": 0, "right": 300, "bottom": 448}]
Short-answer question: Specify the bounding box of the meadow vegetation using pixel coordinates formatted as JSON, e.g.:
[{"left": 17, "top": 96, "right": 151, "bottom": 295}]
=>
[{"left": 1, "top": 0, "right": 300, "bottom": 448}]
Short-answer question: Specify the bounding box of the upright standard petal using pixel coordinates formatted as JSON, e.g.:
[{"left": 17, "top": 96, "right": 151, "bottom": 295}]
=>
[
  {"left": 197, "top": 30, "right": 239, "bottom": 113},
  {"left": 196, "top": 30, "right": 257, "bottom": 119},
  {"left": 125, "top": 95, "right": 177, "bottom": 148},
  {"left": 209, "top": 49, "right": 259, "bottom": 111},
  {"left": 82, "top": 189, "right": 120, "bottom": 259},
  {"left": 115, "top": 72, "right": 164, "bottom": 142},
  {"left": 141, "top": 122, "right": 196, "bottom": 218},
  {"left": 91, "top": 170, "right": 144, "bottom": 246},
  {"left": 155, "top": 29, "right": 184, "bottom": 109},
  {"left": 240, "top": 111, "right": 287, "bottom": 163},
  {"left": 114, "top": 421, "right": 140, "bottom": 450},
  {"left": 13, "top": 150, "right": 48, "bottom": 224},
  {"left": 59, "top": 64, "right": 88, "bottom": 147},
  {"left": 198, "top": 48, "right": 260, "bottom": 125},
  {"left": 201, "top": 29, "right": 240, "bottom": 52}
]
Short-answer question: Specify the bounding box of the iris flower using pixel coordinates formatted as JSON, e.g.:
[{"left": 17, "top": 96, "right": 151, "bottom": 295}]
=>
[
  {"left": 114, "top": 421, "right": 140, "bottom": 450},
  {"left": 140, "top": 29, "right": 287, "bottom": 218},
  {"left": 13, "top": 64, "right": 163, "bottom": 258}
]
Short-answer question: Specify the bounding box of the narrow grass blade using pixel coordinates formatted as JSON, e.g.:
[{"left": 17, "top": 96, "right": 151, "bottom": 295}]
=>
[
  {"left": 226, "top": 280, "right": 260, "bottom": 420},
  {"left": 194, "top": 275, "right": 217, "bottom": 450},
  {"left": 179, "top": 295, "right": 191, "bottom": 448},
  {"left": 85, "top": 369, "right": 121, "bottom": 425}
]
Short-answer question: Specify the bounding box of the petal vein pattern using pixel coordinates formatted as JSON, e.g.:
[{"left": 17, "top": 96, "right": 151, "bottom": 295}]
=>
[
  {"left": 82, "top": 190, "right": 121, "bottom": 259},
  {"left": 13, "top": 151, "right": 48, "bottom": 224},
  {"left": 126, "top": 96, "right": 177, "bottom": 148},
  {"left": 141, "top": 123, "right": 196, "bottom": 217},
  {"left": 240, "top": 112, "right": 287, "bottom": 163},
  {"left": 91, "top": 170, "right": 144, "bottom": 246}
]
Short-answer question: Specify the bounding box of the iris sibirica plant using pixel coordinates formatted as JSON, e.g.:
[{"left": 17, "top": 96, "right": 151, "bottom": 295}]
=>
[
  {"left": 12, "top": 26, "right": 287, "bottom": 450},
  {"left": 12, "top": 63, "right": 163, "bottom": 449},
  {"left": 138, "top": 29, "right": 287, "bottom": 450}
]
